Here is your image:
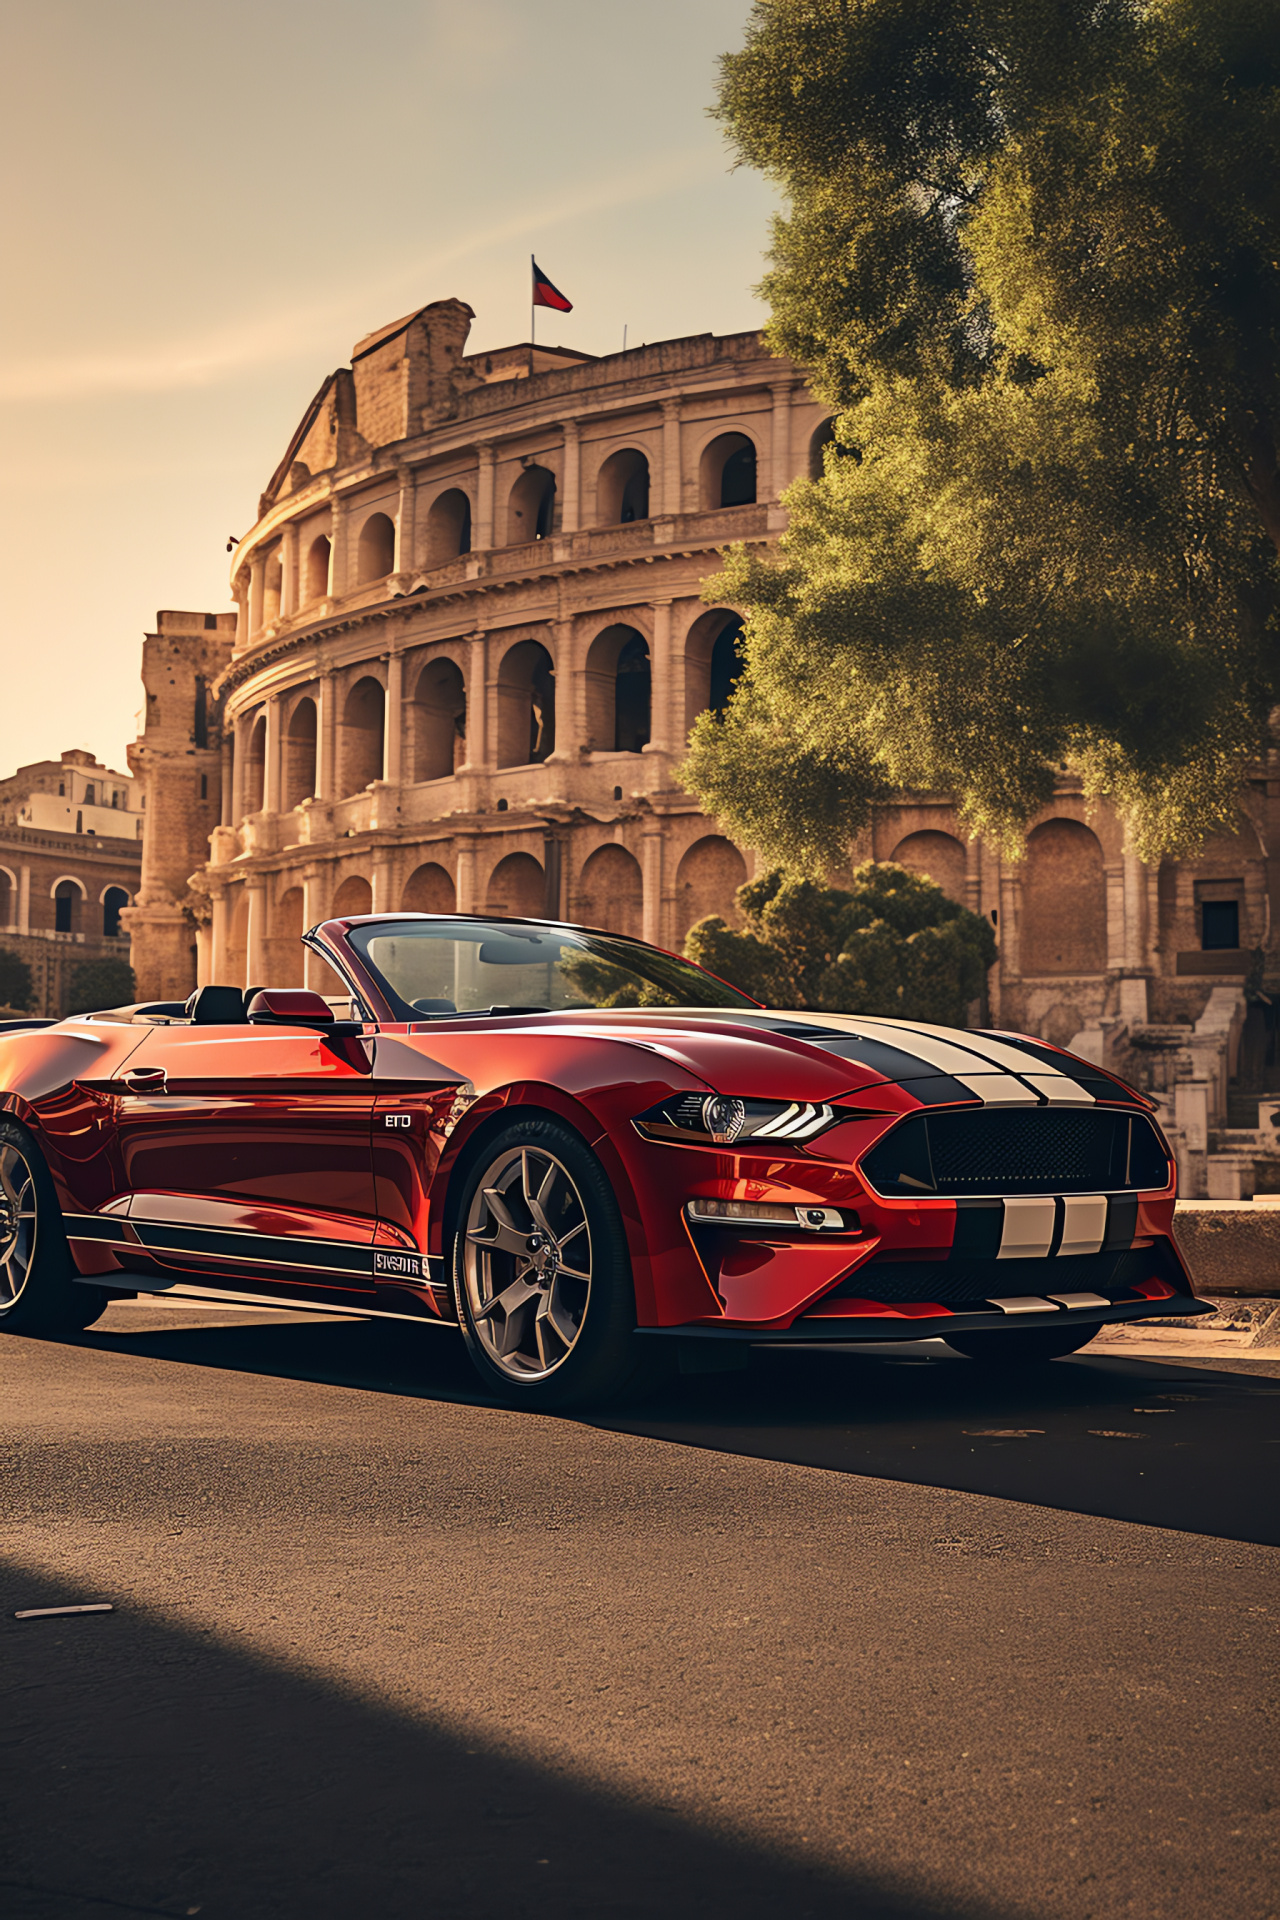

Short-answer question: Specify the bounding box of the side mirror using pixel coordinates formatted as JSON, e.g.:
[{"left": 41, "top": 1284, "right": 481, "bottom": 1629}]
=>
[{"left": 247, "top": 989, "right": 340, "bottom": 1029}]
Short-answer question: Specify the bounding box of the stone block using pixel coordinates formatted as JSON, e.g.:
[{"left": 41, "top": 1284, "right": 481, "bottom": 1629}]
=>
[{"left": 1174, "top": 1201, "right": 1280, "bottom": 1295}]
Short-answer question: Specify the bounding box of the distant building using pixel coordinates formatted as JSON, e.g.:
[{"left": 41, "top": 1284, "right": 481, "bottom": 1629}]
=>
[
  {"left": 123, "top": 297, "right": 1280, "bottom": 1197},
  {"left": 0, "top": 748, "right": 142, "bottom": 1015}
]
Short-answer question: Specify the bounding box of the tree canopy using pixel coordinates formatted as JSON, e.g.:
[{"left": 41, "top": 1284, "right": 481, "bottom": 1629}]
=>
[
  {"left": 65, "top": 958, "right": 135, "bottom": 1017},
  {"left": 0, "top": 949, "right": 35, "bottom": 1014},
  {"left": 683, "top": 0, "right": 1280, "bottom": 870},
  {"left": 685, "top": 861, "right": 997, "bottom": 1023}
]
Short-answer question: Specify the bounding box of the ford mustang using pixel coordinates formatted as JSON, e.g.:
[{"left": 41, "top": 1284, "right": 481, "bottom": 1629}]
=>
[{"left": 0, "top": 911, "right": 1209, "bottom": 1406}]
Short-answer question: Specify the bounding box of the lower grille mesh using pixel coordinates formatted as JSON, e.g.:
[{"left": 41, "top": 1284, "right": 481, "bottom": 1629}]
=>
[{"left": 826, "top": 1249, "right": 1141, "bottom": 1306}]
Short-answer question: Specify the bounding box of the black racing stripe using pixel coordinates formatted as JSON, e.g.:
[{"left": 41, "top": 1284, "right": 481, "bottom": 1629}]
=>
[
  {"left": 132, "top": 1222, "right": 373, "bottom": 1276},
  {"left": 63, "top": 1214, "right": 131, "bottom": 1244},
  {"left": 747, "top": 1021, "right": 977, "bottom": 1093},
  {"left": 951, "top": 1198, "right": 1004, "bottom": 1259},
  {"left": 1103, "top": 1194, "right": 1139, "bottom": 1251},
  {"left": 900, "top": 1074, "right": 981, "bottom": 1106}
]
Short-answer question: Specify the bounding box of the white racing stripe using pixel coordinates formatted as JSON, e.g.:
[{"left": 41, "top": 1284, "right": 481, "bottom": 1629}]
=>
[
  {"left": 953, "top": 1073, "right": 1039, "bottom": 1106},
  {"left": 1019, "top": 1073, "right": 1095, "bottom": 1105},
  {"left": 860, "top": 1017, "right": 1096, "bottom": 1103},
  {"left": 986, "top": 1296, "right": 1055, "bottom": 1314},
  {"left": 1059, "top": 1195, "right": 1108, "bottom": 1257},
  {"left": 997, "top": 1196, "right": 1057, "bottom": 1257}
]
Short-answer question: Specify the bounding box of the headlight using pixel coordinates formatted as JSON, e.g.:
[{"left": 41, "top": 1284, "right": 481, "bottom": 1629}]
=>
[{"left": 634, "top": 1093, "right": 839, "bottom": 1146}]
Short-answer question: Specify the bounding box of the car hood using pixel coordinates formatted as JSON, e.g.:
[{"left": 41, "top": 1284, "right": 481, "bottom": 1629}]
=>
[{"left": 394, "top": 1007, "right": 1115, "bottom": 1108}]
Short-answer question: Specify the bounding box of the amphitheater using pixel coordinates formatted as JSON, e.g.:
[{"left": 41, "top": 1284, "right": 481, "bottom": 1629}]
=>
[{"left": 123, "top": 296, "right": 1280, "bottom": 1197}]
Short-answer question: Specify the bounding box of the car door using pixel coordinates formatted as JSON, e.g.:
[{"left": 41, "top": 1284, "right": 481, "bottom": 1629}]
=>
[{"left": 103, "top": 1021, "right": 381, "bottom": 1297}]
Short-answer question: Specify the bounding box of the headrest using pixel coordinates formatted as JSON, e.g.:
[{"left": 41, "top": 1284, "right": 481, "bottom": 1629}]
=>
[{"left": 186, "top": 985, "right": 249, "bottom": 1026}]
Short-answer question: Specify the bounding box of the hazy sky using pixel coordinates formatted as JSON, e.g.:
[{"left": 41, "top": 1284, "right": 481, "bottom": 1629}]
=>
[{"left": 0, "top": 0, "right": 776, "bottom": 778}]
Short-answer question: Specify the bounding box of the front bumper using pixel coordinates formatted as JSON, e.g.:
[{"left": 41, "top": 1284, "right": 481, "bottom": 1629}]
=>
[{"left": 636, "top": 1291, "right": 1213, "bottom": 1346}]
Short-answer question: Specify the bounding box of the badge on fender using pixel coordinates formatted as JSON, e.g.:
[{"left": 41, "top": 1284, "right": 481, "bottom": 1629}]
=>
[{"left": 374, "top": 1249, "right": 423, "bottom": 1279}]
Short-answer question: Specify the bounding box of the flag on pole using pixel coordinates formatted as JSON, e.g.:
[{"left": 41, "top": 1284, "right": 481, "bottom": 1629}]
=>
[{"left": 531, "top": 260, "right": 573, "bottom": 312}]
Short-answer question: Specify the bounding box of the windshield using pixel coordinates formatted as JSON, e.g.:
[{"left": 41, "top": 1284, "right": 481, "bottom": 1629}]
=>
[{"left": 345, "top": 919, "right": 758, "bottom": 1017}]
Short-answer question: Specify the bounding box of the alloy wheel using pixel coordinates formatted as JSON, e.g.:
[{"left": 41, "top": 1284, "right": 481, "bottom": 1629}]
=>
[
  {"left": 0, "top": 1143, "right": 38, "bottom": 1309},
  {"left": 463, "top": 1145, "right": 593, "bottom": 1379}
]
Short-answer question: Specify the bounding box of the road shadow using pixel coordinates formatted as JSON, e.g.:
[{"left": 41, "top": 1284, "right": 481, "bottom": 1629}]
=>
[
  {"left": 76, "top": 1310, "right": 1280, "bottom": 1546},
  {"left": 0, "top": 1559, "right": 1010, "bottom": 1920}
]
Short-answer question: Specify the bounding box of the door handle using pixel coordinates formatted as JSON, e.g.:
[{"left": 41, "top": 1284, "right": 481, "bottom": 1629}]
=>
[{"left": 120, "top": 1067, "right": 168, "bottom": 1095}]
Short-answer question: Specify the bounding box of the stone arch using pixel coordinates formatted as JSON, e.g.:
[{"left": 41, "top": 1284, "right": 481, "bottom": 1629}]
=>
[
  {"left": 506, "top": 465, "right": 556, "bottom": 545},
  {"left": 674, "top": 835, "right": 748, "bottom": 942},
  {"left": 272, "top": 886, "right": 305, "bottom": 987},
  {"left": 409, "top": 658, "right": 467, "bottom": 782},
  {"left": 283, "top": 697, "right": 317, "bottom": 810},
  {"left": 809, "top": 417, "right": 838, "bottom": 479},
  {"left": 890, "top": 830, "right": 967, "bottom": 905},
  {"left": 339, "top": 677, "right": 385, "bottom": 796},
  {"left": 700, "top": 432, "right": 757, "bottom": 510},
  {"left": 331, "top": 874, "right": 373, "bottom": 919},
  {"left": 356, "top": 511, "right": 396, "bottom": 584},
  {"left": 242, "top": 713, "right": 266, "bottom": 815},
  {"left": 1021, "top": 819, "right": 1107, "bottom": 974},
  {"left": 101, "top": 885, "right": 130, "bottom": 938},
  {"left": 485, "top": 851, "right": 545, "bottom": 918},
  {"left": 495, "top": 640, "right": 555, "bottom": 768},
  {"left": 576, "top": 844, "right": 643, "bottom": 938},
  {"left": 584, "top": 624, "right": 650, "bottom": 753},
  {"left": 52, "top": 874, "right": 86, "bottom": 934},
  {"left": 423, "top": 488, "right": 472, "bottom": 566},
  {"left": 402, "top": 862, "right": 456, "bottom": 913},
  {"left": 595, "top": 448, "right": 650, "bottom": 525},
  {"left": 684, "top": 609, "right": 745, "bottom": 731},
  {"left": 305, "top": 534, "right": 331, "bottom": 603}
]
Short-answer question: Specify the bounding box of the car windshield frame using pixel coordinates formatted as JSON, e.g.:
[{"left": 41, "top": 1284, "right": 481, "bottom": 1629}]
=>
[{"left": 339, "top": 916, "right": 759, "bottom": 1021}]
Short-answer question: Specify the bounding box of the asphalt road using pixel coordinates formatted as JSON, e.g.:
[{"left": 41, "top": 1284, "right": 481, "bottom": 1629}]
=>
[{"left": 2, "top": 1305, "right": 1277, "bottom": 1920}]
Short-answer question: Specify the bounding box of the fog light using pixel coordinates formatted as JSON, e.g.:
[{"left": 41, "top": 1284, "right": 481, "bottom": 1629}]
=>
[{"left": 685, "top": 1200, "right": 846, "bottom": 1232}]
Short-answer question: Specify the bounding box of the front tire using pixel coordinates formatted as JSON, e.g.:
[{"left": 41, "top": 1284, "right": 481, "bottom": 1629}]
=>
[
  {"left": 0, "top": 1121, "right": 109, "bottom": 1335},
  {"left": 450, "top": 1117, "right": 654, "bottom": 1410},
  {"left": 945, "top": 1323, "right": 1100, "bottom": 1363}
]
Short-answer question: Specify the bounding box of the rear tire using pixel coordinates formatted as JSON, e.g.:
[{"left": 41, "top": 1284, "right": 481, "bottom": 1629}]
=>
[
  {"left": 450, "top": 1116, "right": 662, "bottom": 1411},
  {"left": 0, "top": 1120, "right": 109, "bottom": 1335},
  {"left": 945, "top": 1323, "right": 1100, "bottom": 1363}
]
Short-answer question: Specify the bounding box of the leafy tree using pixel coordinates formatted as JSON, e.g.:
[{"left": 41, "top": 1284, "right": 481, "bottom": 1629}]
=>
[
  {"left": 0, "top": 949, "right": 35, "bottom": 1013},
  {"left": 685, "top": 862, "right": 996, "bottom": 1024},
  {"left": 65, "top": 958, "right": 136, "bottom": 1016},
  {"left": 685, "top": 0, "right": 1280, "bottom": 869}
]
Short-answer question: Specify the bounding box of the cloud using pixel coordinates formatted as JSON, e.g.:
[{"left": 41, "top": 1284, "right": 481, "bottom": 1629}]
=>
[{"left": 0, "top": 145, "right": 722, "bottom": 405}]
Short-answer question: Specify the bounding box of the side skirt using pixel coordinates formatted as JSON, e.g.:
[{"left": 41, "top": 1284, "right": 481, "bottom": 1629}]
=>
[{"left": 72, "top": 1272, "right": 457, "bottom": 1328}]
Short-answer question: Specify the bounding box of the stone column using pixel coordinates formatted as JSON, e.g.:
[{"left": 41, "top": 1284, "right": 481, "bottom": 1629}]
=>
[
  {"left": 234, "top": 575, "right": 250, "bottom": 651},
  {"left": 644, "top": 602, "right": 673, "bottom": 756},
  {"left": 248, "top": 553, "right": 266, "bottom": 639},
  {"left": 1104, "top": 860, "right": 1127, "bottom": 971},
  {"left": 371, "top": 856, "right": 394, "bottom": 914},
  {"left": 1118, "top": 848, "right": 1150, "bottom": 1023},
  {"left": 17, "top": 863, "right": 30, "bottom": 935},
  {"left": 965, "top": 836, "right": 982, "bottom": 916},
  {"left": 642, "top": 826, "right": 664, "bottom": 947},
  {"left": 245, "top": 881, "right": 267, "bottom": 988},
  {"left": 383, "top": 652, "right": 404, "bottom": 785},
  {"left": 560, "top": 420, "right": 581, "bottom": 532},
  {"left": 263, "top": 698, "right": 282, "bottom": 815},
  {"left": 461, "top": 633, "right": 489, "bottom": 770},
  {"left": 316, "top": 671, "right": 336, "bottom": 800},
  {"left": 659, "top": 399, "right": 682, "bottom": 517},
  {"left": 547, "top": 619, "right": 580, "bottom": 761},
  {"left": 230, "top": 715, "right": 246, "bottom": 823},
  {"left": 455, "top": 836, "right": 481, "bottom": 913},
  {"left": 394, "top": 466, "right": 415, "bottom": 573},
  {"left": 998, "top": 863, "right": 1022, "bottom": 979},
  {"left": 219, "top": 732, "right": 234, "bottom": 828},
  {"left": 769, "top": 382, "right": 794, "bottom": 499},
  {"left": 327, "top": 497, "right": 347, "bottom": 598},
  {"left": 280, "top": 524, "right": 298, "bottom": 620},
  {"left": 209, "top": 888, "right": 230, "bottom": 984},
  {"left": 301, "top": 867, "right": 326, "bottom": 991},
  {"left": 475, "top": 444, "right": 496, "bottom": 549}
]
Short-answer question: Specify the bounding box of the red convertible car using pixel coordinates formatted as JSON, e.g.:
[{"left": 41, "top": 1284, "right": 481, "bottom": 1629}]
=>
[{"left": 0, "top": 911, "right": 1207, "bottom": 1406}]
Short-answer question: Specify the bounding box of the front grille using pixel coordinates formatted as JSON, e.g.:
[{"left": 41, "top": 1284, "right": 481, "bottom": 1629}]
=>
[
  {"left": 861, "top": 1107, "right": 1169, "bottom": 1197},
  {"left": 826, "top": 1250, "right": 1134, "bottom": 1306}
]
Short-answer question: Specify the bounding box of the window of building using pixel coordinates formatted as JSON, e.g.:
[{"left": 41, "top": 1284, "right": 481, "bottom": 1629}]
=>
[
  {"left": 1201, "top": 900, "right": 1240, "bottom": 950},
  {"left": 194, "top": 675, "right": 208, "bottom": 750},
  {"left": 84, "top": 784, "right": 96, "bottom": 806},
  {"left": 200, "top": 773, "right": 208, "bottom": 800},
  {"left": 103, "top": 887, "right": 128, "bottom": 938}
]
